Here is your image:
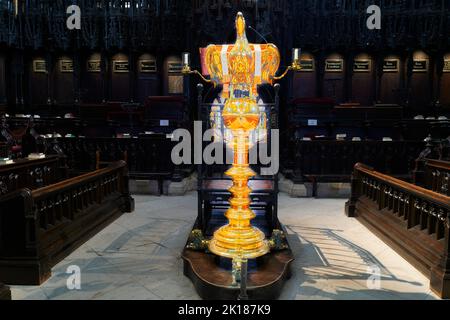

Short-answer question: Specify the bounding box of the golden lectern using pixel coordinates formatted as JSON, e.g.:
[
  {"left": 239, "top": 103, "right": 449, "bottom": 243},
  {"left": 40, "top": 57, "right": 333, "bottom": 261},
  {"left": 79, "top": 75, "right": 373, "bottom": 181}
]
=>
[{"left": 181, "top": 12, "right": 300, "bottom": 300}]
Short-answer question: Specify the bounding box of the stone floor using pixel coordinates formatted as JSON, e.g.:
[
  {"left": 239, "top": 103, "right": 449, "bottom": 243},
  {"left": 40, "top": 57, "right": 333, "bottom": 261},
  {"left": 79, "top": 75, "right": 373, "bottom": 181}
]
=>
[{"left": 11, "top": 193, "right": 438, "bottom": 300}]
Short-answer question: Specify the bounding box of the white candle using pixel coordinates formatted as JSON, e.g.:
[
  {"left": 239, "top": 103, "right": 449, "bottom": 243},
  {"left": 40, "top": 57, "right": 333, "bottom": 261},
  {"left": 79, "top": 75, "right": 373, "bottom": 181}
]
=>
[
  {"left": 293, "top": 48, "right": 300, "bottom": 62},
  {"left": 182, "top": 52, "right": 190, "bottom": 66}
]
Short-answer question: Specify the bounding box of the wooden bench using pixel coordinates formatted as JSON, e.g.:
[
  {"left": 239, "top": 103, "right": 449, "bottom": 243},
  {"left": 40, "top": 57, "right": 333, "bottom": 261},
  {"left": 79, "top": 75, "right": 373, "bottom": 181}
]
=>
[
  {"left": 57, "top": 136, "right": 188, "bottom": 195},
  {"left": 0, "top": 155, "right": 65, "bottom": 196},
  {"left": 345, "top": 163, "right": 450, "bottom": 298},
  {"left": 424, "top": 159, "right": 450, "bottom": 196},
  {"left": 0, "top": 161, "right": 134, "bottom": 285},
  {"left": 283, "top": 140, "right": 423, "bottom": 184}
]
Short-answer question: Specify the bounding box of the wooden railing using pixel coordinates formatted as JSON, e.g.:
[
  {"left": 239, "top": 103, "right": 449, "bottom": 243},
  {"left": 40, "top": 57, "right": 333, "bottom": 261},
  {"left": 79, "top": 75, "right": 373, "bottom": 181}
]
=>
[
  {"left": 424, "top": 159, "right": 450, "bottom": 196},
  {"left": 346, "top": 163, "right": 450, "bottom": 298},
  {"left": 0, "top": 161, "right": 134, "bottom": 285}
]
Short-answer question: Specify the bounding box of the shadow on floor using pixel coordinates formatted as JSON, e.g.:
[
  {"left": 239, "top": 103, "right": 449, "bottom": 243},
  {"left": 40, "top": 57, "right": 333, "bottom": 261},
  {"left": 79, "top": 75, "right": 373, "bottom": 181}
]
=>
[{"left": 280, "top": 225, "right": 433, "bottom": 300}]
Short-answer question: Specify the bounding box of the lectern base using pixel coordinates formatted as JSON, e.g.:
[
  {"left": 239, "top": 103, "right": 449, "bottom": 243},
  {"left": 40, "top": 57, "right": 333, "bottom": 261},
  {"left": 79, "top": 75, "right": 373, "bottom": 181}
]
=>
[{"left": 182, "top": 228, "right": 294, "bottom": 300}]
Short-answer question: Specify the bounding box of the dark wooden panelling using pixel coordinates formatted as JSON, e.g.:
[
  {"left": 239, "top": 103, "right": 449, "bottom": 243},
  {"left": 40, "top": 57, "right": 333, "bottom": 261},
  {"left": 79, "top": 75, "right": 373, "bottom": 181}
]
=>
[
  {"left": 30, "top": 57, "right": 49, "bottom": 106},
  {"left": 292, "top": 52, "right": 316, "bottom": 98},
  {"left": 351, "top": 54, "right": 374, "bottom": 106},
  {"left": 380, "top": 55, "right": 402, "bottom": 104},
  {"left": 54, "top": 56, "right": 74, "bottom": 105},
  {"left": 136, "top": 53, "right": 159, "bottom": 103},
  {"left": 111, "top": 53, "right": 130, "bottom": 102},
  {"left": 410, "top": 51, "right": 432, "bottom": 109},
  {"left": 323, "top": 53, "right": 345, "bottom": 103},
  {"left": 440, "top": 53, "right": 450, "bottom": 108},
  {"left": 0, "top": 54, "right": 6, "bottom": 104},
  {"left": 82, "top": 53, "right": 103, "bottom": 103},
  {"left": 163, "top": 55, "right": 183, "bottom": 96}
]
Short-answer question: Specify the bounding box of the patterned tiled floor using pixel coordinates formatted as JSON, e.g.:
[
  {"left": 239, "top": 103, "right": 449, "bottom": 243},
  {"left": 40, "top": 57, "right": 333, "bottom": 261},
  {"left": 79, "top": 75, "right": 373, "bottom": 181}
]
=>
[{"left": 10, "top": 193, "right": 438, "bottom": 300}]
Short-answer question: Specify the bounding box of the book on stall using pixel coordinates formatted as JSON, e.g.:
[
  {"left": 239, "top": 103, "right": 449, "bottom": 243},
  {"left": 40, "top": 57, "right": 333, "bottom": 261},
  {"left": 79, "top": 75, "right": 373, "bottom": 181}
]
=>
[{"left": 27, "top": 153, "right": 46, "bottom": 160}]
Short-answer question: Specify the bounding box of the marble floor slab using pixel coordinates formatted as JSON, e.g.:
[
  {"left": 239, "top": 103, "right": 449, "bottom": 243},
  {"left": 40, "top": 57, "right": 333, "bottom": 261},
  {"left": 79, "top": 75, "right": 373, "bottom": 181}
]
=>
[{"left": 10, "top": 192, "right": 439, "bottom": 300}]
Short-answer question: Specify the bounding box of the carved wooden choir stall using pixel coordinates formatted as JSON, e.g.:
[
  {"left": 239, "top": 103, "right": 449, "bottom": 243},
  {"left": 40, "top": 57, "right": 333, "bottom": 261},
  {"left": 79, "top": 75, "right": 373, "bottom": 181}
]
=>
[
  {"left": 346, "top": 162, "right": 450, "bottom": 298},
  {"left": 0, "top": 161, "right": 134, "bottom": 285}
]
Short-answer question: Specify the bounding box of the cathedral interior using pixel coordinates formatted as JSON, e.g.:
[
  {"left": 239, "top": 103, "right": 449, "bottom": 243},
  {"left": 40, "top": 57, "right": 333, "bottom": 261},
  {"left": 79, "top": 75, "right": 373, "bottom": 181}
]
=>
[{"left": 0, "top": 0, "right": 449, "bottom": 302}]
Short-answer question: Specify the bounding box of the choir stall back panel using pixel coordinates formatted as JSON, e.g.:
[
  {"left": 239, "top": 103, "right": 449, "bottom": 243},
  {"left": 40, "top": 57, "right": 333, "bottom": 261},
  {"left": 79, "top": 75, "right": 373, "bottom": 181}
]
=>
[
  {"left": 0, "top": 54, "right": 6, "bottom": 104},
  {"left": 380, "top": 55, "right": 402, "bottom": 105},
  {"left": 351, "top": 54, "right": 375, "bottom": 106},
  {"left": 83, "top": 53, "right": 104, "bottom": 104},
  {"left": 30, "top": 57, "right": 49, "bottom": 106},
  {"left": 292, "top": 52, "right": 317, "bottom": 99},
  {"left": 54, "top": 56, "right": 74, "bottom": 105},
  {"left": 440, "top": 53, "right": 450, "bottom": 109},
  {"left": 111, "top": 53, "right": 130, "bottom": 102},
  {"left": 410, "top": 51, "right": 432, "bottom": 110},
  {"left": 323, "top": 53, "right": 345, "bottom": 103},
  {"left": 136, "top": 54, "right": 160, "bottom": 103}
]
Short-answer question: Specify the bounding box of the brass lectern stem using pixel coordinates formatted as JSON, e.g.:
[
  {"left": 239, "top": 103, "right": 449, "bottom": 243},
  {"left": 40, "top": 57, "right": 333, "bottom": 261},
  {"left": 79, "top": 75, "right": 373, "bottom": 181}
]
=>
[{"left": 208, "top": 129, "right": 269, "bottom": 259}]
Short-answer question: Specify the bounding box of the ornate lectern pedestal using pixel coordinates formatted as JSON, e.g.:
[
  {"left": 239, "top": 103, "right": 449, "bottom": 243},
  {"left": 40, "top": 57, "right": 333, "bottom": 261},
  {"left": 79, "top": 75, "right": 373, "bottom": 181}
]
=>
[
  {"left": 181, "top": 12, "right": 299, "bottom": 300},
  {"left": 182, "top": 247, "right": 294, "bottom": 300}
]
